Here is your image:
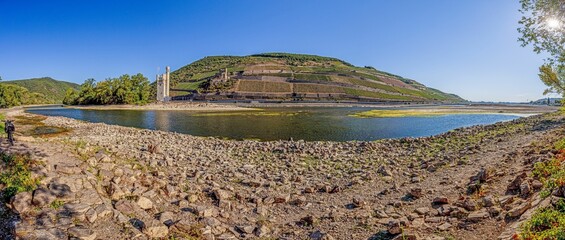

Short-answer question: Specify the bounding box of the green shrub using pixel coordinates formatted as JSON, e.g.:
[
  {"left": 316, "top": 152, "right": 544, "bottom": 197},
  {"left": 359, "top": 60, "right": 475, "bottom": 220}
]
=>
[
  {"left": 520, "top": 207, "right": 565, "bottom": 240},
  {"left": 0, "top": 152, "right": 40, "bottom": 200}
]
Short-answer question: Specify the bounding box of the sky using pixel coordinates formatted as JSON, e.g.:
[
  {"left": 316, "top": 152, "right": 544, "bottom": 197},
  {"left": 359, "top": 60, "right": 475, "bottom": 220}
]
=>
[{"left": 0, "top": 0, "right": 557, "bottom": 102}]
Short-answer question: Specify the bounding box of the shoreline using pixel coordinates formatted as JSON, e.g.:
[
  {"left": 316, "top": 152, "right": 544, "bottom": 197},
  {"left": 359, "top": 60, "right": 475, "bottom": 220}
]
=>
[
  {"left": 27, "top": 101, "right": 559, "bottom": 115},
  {"left": 1, "top": 109, "right": 564, "bottom": 239}
]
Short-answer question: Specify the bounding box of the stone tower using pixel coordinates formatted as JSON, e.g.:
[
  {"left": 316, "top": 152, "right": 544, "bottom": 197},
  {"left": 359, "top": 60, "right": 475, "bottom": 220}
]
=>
[{"left": 156, "top": 66, "right": 171, "bottom": 102}]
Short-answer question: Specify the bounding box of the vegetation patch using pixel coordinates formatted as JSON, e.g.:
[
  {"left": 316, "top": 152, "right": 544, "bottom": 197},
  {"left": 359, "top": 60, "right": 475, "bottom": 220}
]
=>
[
  {"left": 263, "top": 82, "right": 292, "bottom": 92},
  {"left": 237, "top": 80, "right": 265, "bottom": 92},
  {"left": 350, "top": 109, "right": 466, "bottom": 118},
  {"left": 519, "top": 199, "right": 565, "bottom": 239},
  {"left": 30, "top": 126, "right": 69, "bottom": 137},
  {"left": 520, "top": 138, "right": 565, "bottom": 239},
  {"left": 293, "top": 83, "right": 344, "bottom": 93},
  {"left": 0, "top": 152, "right": 41, "bottom": 201},
  {"left": 344, "top": 88, "right": 415, "bottom": 101}
]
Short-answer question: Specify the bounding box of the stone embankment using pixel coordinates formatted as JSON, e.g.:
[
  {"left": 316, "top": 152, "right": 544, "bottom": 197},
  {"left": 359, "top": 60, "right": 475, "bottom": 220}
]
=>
[{"left": 1, "top": 110, "right": 564, "bottom": 239}]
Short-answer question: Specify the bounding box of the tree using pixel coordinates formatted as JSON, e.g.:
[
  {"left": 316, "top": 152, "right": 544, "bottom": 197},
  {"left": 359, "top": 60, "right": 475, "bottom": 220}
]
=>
[
  {"left": 518, "top": 0, "right": 565, "bottom": 64},
  {"left": 539, "top": 64, "right": 565, "bottom": 95},
  {"left": 518, "top": 0, "right": 565, "bottom": 97},
  {"left": 66, "top": 74, "right": 152, "bottom": 105}
]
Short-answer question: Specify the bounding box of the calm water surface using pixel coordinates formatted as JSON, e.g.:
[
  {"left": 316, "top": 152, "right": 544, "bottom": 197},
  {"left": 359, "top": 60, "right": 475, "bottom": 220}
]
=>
[{"left": 26, "top": 107, "right": 521, "bottom": 141}]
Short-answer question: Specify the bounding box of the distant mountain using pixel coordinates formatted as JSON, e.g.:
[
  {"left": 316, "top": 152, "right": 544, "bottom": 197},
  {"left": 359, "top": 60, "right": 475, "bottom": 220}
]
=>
[
  {"left": 2, "top": 77, "right": 80, "bottom": 103},
  {"left": 170, "top": 53, "right": 464, "bottom": 102}
]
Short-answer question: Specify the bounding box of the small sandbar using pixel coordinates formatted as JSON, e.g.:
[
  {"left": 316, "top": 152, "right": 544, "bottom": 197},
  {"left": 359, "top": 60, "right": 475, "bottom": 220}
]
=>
[{"left": 350, "top": 105, "right": 558, "bottom": 118}]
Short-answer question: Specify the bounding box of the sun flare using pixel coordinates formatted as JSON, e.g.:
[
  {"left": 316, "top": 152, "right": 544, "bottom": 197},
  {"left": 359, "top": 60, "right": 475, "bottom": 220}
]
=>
[{"left": 547, "top": 18, "right": 561, "bottom": 29}]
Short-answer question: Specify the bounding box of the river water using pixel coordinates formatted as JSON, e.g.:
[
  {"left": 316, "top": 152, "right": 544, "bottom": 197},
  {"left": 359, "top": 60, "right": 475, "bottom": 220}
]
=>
[{"left": 26, "top": 107, "right": 522, "bottom": 141}]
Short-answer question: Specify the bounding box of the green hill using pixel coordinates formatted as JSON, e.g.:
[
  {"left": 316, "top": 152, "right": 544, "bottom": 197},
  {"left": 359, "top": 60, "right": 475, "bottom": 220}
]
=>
[
  {"left": 3, "top": 77, "right": 80, "bottom": 103},
  {"left": 170, "top": 53, "right": 464, "bottom": 102}
]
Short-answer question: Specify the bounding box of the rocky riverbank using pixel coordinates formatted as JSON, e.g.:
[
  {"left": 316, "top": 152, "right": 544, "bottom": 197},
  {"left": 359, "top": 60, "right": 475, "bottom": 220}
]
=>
[{"left": 1, "top": 109, "right": 564, "bottom": 239}]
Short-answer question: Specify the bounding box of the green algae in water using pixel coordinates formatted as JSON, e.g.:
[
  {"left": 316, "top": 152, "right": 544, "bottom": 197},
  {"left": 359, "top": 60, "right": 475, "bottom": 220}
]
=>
[{"left": 31, "top": 126, "right": 68, "bottom": 136}]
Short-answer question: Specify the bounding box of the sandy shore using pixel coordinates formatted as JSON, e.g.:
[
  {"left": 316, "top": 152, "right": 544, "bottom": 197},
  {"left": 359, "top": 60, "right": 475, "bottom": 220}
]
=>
[{"left": 67, "top": 102, "right": 259, "bottom": 111}]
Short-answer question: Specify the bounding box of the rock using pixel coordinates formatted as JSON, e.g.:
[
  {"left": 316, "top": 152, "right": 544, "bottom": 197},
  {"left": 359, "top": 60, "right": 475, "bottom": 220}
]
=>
[
  {"left": 531, "top": 180, "right": 543, "bottom": 190},
  {"left": 108, "top": 183, "right": 125, "bottom": 200},
  {"left": 95, "top": 204, "right": 113, "bottom": 219},
  {"left": 449, "top": 207, "right": 469, "bottom": 219},
  {"left": 10, "top": 191, "right": 32, "bottom": 214},
  {"left": 499, "top": 195, "right": 514, "bottom": 208},
  {"left": 456, "top": 198, "right": 477, "bottom": 211},
  {"left": 520, "top": 182, "right": 531, "bottom": 197},
  {"left": 481, "top": 196, "right": 495, "bottom": 207},
  {"left": 292, "top": 196, "right": 307, "bottom": 206},
  {"left": 310, "top": 230, "right": 334, "bottom": 240},
  {"left": 415, "top": 207, "right": 430, "bottom": 215},
  {"left": 86, "top": 208, "right": 98, "bottom": 223},
  {"left": 467, "top": 210, "right": 489, "bottom": 222},
  {"left": 187, "top": 194, "right": 199, "bottom": 203},
  {"left": 507, "top": 201, "right": 531, "bottom": 218},
  {"left": 437, "top": 222, "right": 452, "bottom": 231},
  {"left": 255, "top": 224, "right": 270, "bottom": 237},
  {"left": 329, "top": 185, "right": 342, "bottom": 193},
  {"left": 236, "top": 225, "right": 255, "bottom": 234},
  {"left": 388, "top": 220, "right": 402, "bottom": 235},
  {"left": 409, "top": 188, "right": 423, "bottom": 199},
  {"left": 55, "top": 164, "right": 81, "bottom": 175},
  {"left": 48, "top": 182, "right": 73, "bottom": 198},
  {"left": 392, "top": 232, "right": 417, "bottom": 240},
  {"left": 32, "top": 187, "right": 56, "bottom": 207},
  {"left": 68, "top": 226, "right": 97, "bottom": 240},
  {"left": 432, "top": 196, "right": 449, "bottom": 205},
  {"left": 214, "top": 189, "right": 233, "bottom": 202},
  {"left": 66, "top": 203, "right": 91, "bottom": 214},
  {"left": 299, "top": 215, "right": 318, "bottom": 226},
  {"left": 143, "top": 220, "right": 169, "bottom": 238},
  {"left": 86, "top": 157, "right": 97, "bottom": 167},
  {"left": 159, "top": 211, "right": 175, "bottom": 226},
  {"left": 470, "top": 168, "right": 492, "bottom": 183},
  {"left": 377, "top": 165, "right": 393, "bottom": 177},
  {"left": 507, "top": 172, "right": 527, "bottom": 192},
  {"left": 147, "top": 144, "right": 162, "bottom": 154},
  {"left": 196, "top": 206, "right": 217, "bottom": 217},
  {"left": 304, "top": 187, "right": 316, "bottom": 193},
  {"left": 137, "top": 196, "right": 153, "bottom": 210},
  {"left": 352, "top": 197, "right": 366, "bottom": 208},
  {"left": 274, "top": 194, "right": 291, "bottom": 204}
]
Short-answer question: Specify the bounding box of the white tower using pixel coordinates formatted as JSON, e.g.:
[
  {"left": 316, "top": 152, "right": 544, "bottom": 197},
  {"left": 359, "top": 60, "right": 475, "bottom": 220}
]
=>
[{"left": 156, "top": 66, "right": 171, "bottom": 102}]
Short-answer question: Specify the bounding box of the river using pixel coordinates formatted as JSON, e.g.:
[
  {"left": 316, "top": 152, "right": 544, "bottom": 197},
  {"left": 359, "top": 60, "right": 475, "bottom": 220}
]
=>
[{"left": 26, "top": 106, "right": 522, "bottom": 141}]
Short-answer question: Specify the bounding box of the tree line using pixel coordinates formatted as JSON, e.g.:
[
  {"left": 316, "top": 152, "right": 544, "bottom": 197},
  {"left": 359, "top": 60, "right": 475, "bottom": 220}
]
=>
[
  {"left": 0, "top": 84, "right": 47, "bottom": 108},
  {"left": 63, "top": 74, "right": 152, "bottom": 105}
]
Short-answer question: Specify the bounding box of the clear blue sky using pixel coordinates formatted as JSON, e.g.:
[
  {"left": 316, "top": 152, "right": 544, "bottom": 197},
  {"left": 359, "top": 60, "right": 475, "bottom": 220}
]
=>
[{"left": 0, "top": 0, "right": 555, "bottom": 102}]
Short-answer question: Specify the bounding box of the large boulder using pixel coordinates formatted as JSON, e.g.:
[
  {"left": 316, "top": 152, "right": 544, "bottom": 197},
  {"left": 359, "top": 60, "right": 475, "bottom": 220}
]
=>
[
  {"left": 32, "top": 187, "right": 56, "bottom": 207},
  {"left": 11, "top": 191, "right": 33, "bottom": 214},
  {"left": 142, "top": 219, "right": 169, "bottom": 238}
]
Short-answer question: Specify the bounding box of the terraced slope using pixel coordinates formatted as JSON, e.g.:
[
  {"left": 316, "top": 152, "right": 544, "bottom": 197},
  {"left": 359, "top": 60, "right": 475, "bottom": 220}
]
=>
[{"left": 170, "top": 53, "right": 464, "bottom": 102}]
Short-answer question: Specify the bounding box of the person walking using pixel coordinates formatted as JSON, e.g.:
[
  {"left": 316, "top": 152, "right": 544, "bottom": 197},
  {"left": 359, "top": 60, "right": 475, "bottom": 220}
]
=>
[{"left": 4, "top": 120, "right": 15, "bottom": 146}]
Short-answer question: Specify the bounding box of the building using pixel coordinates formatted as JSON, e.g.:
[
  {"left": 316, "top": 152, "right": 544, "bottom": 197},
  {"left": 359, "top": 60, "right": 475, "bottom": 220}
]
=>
[{"left": 156, "top": 66, "right": 171, "bottom": 102}]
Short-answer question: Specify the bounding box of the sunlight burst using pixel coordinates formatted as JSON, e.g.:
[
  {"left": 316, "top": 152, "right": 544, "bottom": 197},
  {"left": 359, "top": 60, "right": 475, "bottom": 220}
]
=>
[{"left": 546, "top": 18, "right": 561, "bottom": 29}]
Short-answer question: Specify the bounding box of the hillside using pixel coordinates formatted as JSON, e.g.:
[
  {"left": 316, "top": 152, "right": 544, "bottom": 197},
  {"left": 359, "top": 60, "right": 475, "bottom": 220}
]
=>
[
  {"left": 170, "top": 53, "right": 464, "bottom": 102},
  {"left": 3, "top": 77, "right": 80, "bottom": 103}
]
